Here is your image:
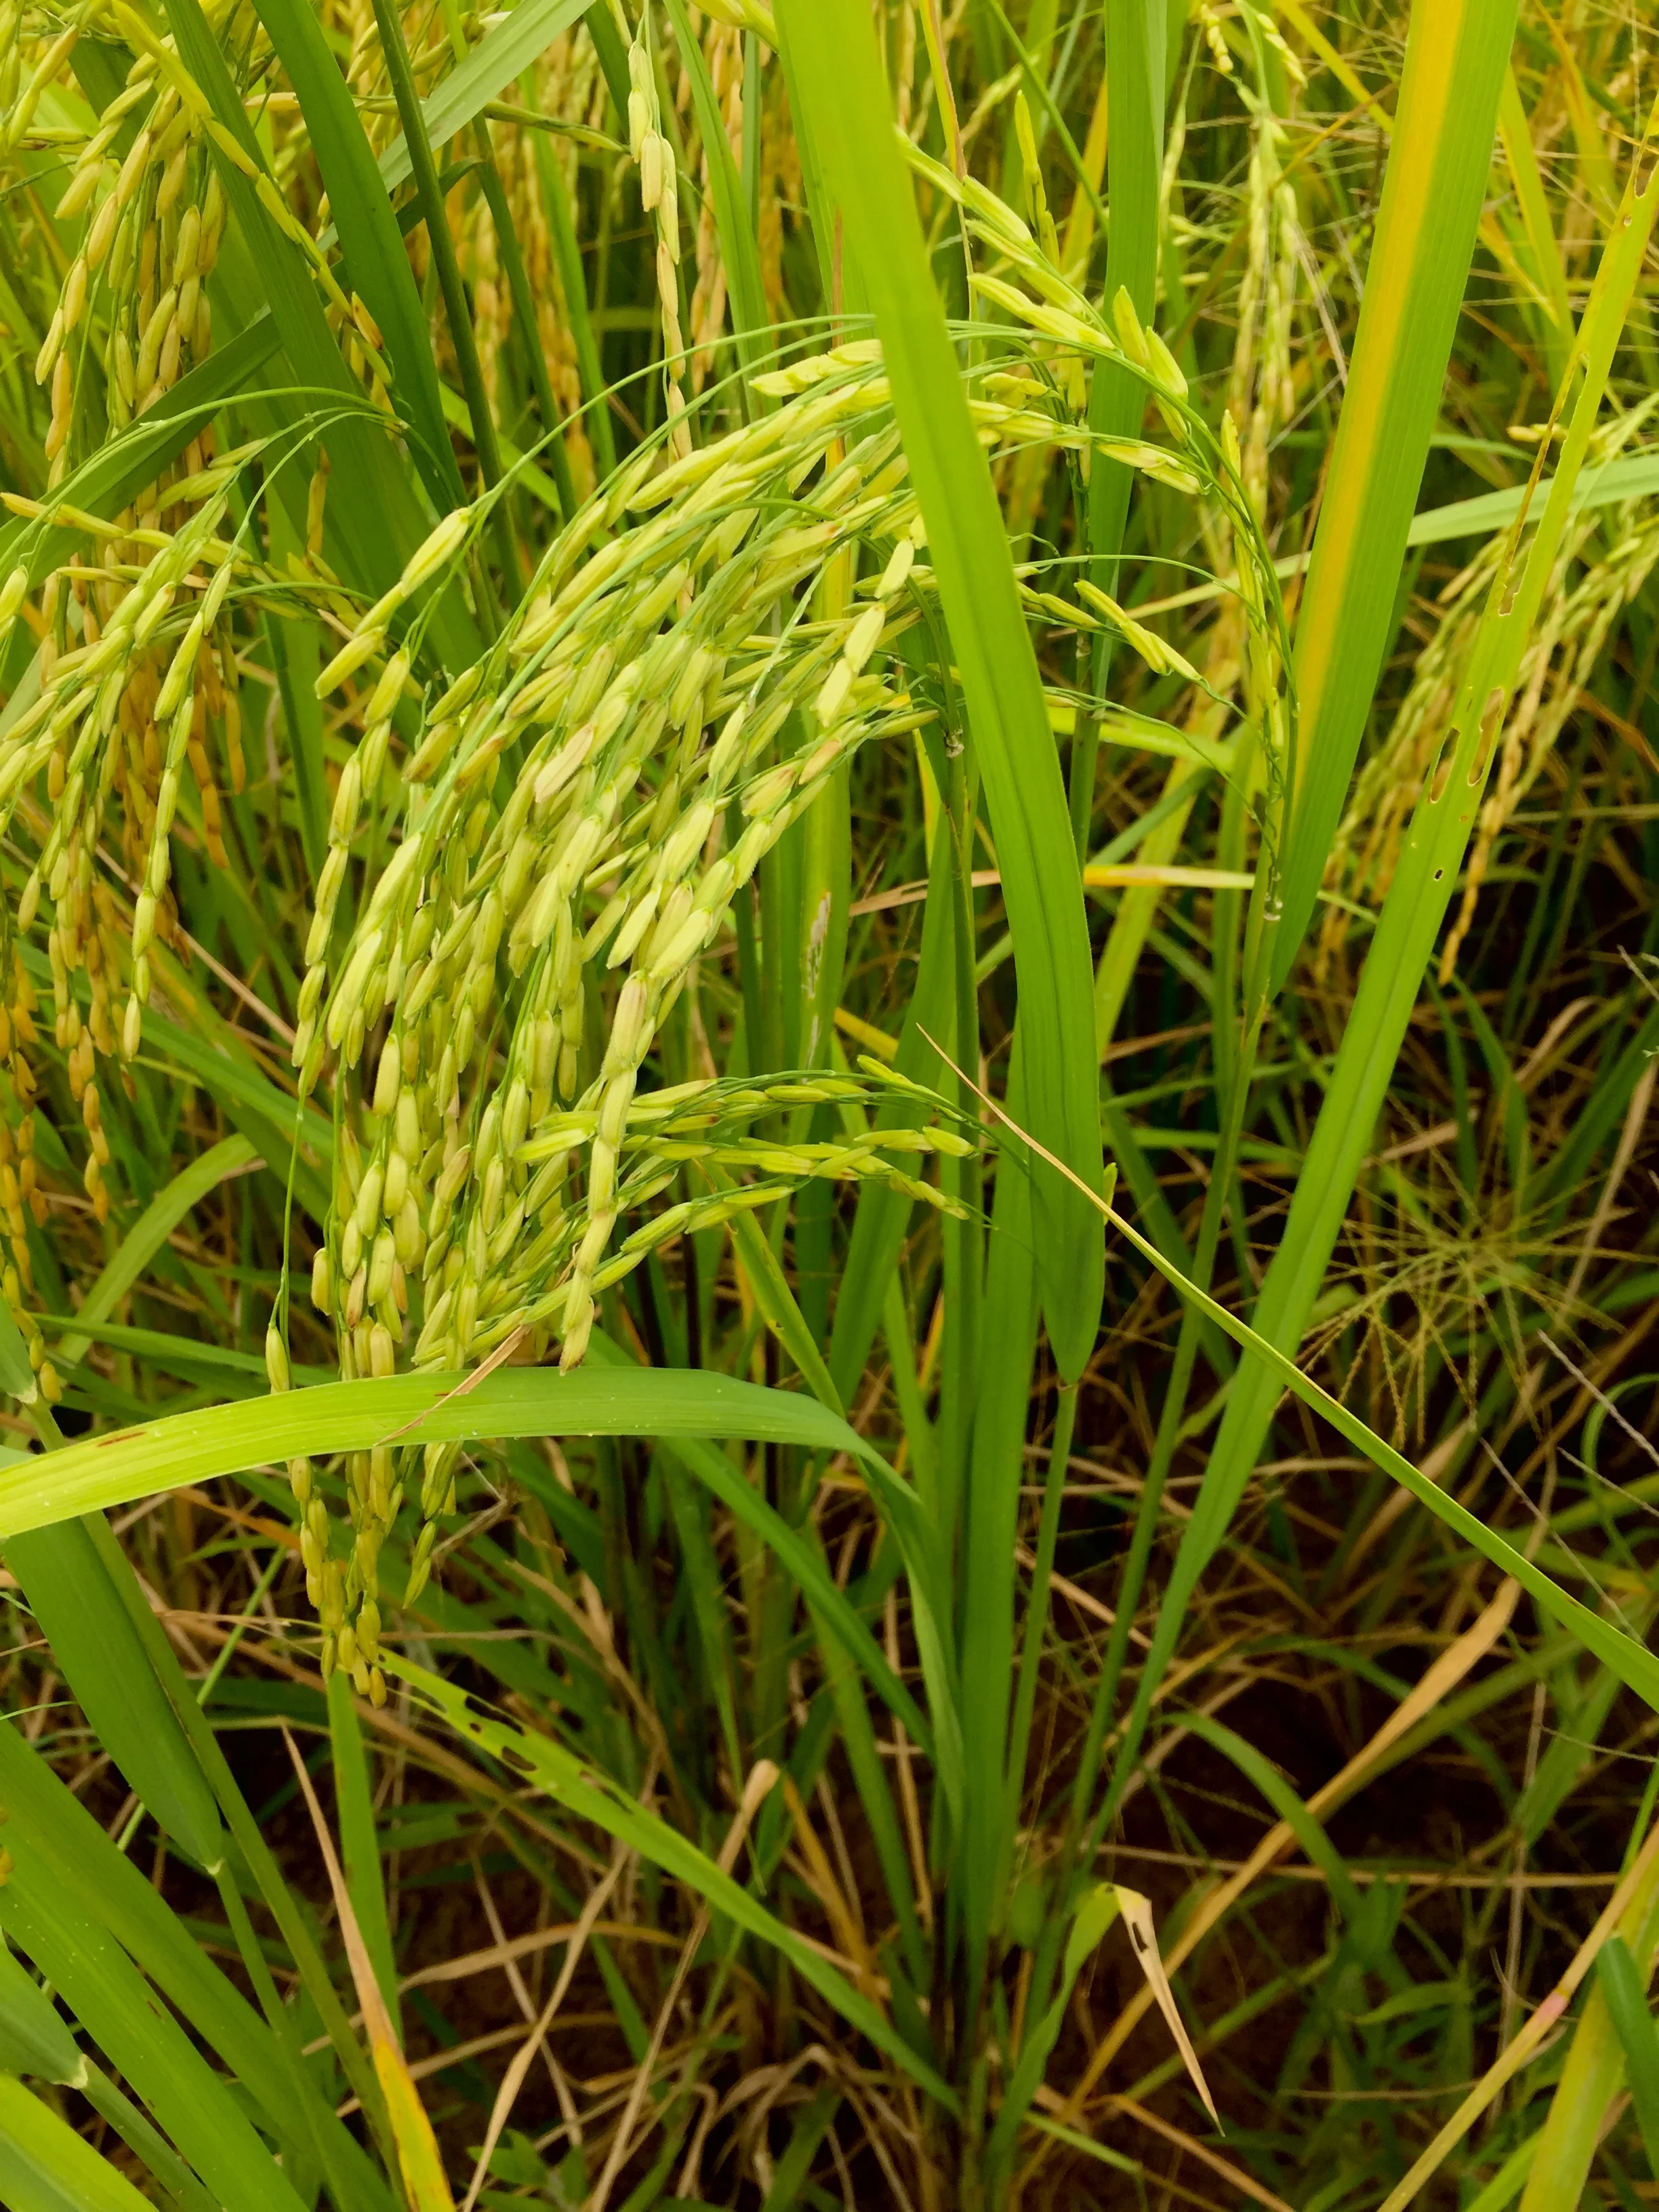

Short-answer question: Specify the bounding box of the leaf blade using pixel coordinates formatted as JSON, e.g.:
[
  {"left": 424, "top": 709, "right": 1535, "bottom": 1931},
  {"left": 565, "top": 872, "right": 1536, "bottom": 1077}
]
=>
[
  {"left": 0, "top": 1365, "right": 901, "bottom": 1536},
  {"left": 251, "top": 0, "right": 465, "bottom": 513},
  {"left": 1272, "top": 0, "right": 1520, "bottom": 985},
  {"left": 0, "top": 2075, "right": 159, "bottom": 2212},
  {"left": 777, "top": 0, "right": 1104, "bottom": 1379},
  {"left": 373, "top": 0, "right": 593, "bottom": 201}
]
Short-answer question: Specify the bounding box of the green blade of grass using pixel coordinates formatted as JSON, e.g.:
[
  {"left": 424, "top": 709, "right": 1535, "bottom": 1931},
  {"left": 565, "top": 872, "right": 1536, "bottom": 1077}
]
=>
[
  {"left": 659, "top": 1454, "right": 745, "bottom": 1785},
  {"left": 3, "top": 1417, "right": 394, "bottom": 2177},
  {"left": 434, "top": 333, "right": 571, "bottom": 516},
  {"left": 642, "top": 1160, "right": 937, "bottom": 1957},
  {"left": 1179, "top": 1713, "right": 1365, "bottom": 1920},
  {"left": 605, "top": 1243, "right": 963, "bottom": 1806},
  {"left": 6, "top": 1150, "right": 240, "bottom": 1883},
  {"left": 583, "top": 1, "right": 632, "bottom": 121},
  {"left": 717, "top": 1181, "right": 843, "bottom": 1416},
  {"left": 984, "top": 1882, "right": 1124, "bottom": 2197},
  {"left": 1464, "top": 2130, "right": 1542, "bottom": 2212},
  {"left": 662, "top": 0, "right": 771, "bottom": 386},
  {"left": 1092, "top": 764, "right": 1204, "bottom": 1057},
  {"left": 1596, "top": 1936, "right": 1659, "bottom": 2178},
  {"left": 79, "top": 2047, "right": 221, "bottom": 2212},
  {"left": 0, "top": 2074, "right": 160, "bottom": 2212},
  {"left": 66, "top": 32, "right": 140, "bottom": 138},
  {"left": 327, "top": 1673, "right": 401, "bottom": 2031},
  {"left": 28, "top": 1326, "right": 293, "bottom": 1386},
  {"left": 1003, "top": 1378, "right": 1078, "bottom": 1856},
  {"left": 251, "top": 0, "right": 466, "bottom": 514},
  {"left": 53, "top": 1134, "right": 255, "bottom": 1377},
  {"left": 608, "top": 1221, "right": 962, "bottom": 1793},
  {"left": 8, "top": 1313, "right": 389, "bottom": 2152},
  {"left": 13, "top": 1330, "right": 948, "bottom": 1778},
  {"left": 1378, "top": 1807, "right": 1659, "bottom": 2212},
  {"left": 759, "top": 2086, "right": 841, "bottom": 2211},
  {"left": 391, "top": 1658, "right": 962, "bottom": 2115},
  {"left": 1497, "top": 64, "right": 1574, "bottom": 389},
  {"left": 828, "top": 815, "right": 958, "bottom": 1405},
  {"left": 778, "top": 0, "right": 1104, "bottom": 1381},
  {"left": 809, "top": 1600, "right": 930, "bottom": 1991},
  {"left": 370, "top": 0, "right": 594, "bottom": 201},
  {"left": 0, "top": 1932, "right": 85, "bottom": 2085},
  {"left": 523, "top": 77, "right": 616, "bottom": 482},
  {"left": 1538, "top": 995, "right": 1659, "bottom": 1215},
  {"left": 367, "top": 0, "right": 506, "bottom": 516},
  {"left": 958, "top": 1052, "right": 1041, "bottom": 1988},
  {"left": 936, "top": 745, "right": 987, "bottom": 1537},
  {"left": 1270, "top": 0, "right": 1520, "bottom": 987},
  {"left": 0, "top": 1607, "right": 396, "bottom": 2205},
  {"left": 769, "top": 5, "right": 838, "bottom": 314},
  {"left": 0, "top": 1364, "right": 905, "bottom": 1537},
  {"left": 1087, "top": 0, "right": 1167, "bottom": 604},
  {"left": 570, "top": 1330, "right": 949, "bottom": 1771},
  {"left": 474, "top": 160, "right": 577, "bottom": 519},
  {"left": 1517, "top": 1902, "right": 1659, "bottom": 2212},
  {"left": 5, "top": 1515, "right": 226, "bottom": 1873},
  {"left": 161, "top": 0, "right": 478, "bottom": 668},
  {"left": 0, "top": 1740, "right": 326, "bottom": 2212},
  {"left": 631, "top": 1427, "right": 934, "bottom": 1757},
  {"left": 1404, "top": 448, "right": 1659, "bottom": 546}
]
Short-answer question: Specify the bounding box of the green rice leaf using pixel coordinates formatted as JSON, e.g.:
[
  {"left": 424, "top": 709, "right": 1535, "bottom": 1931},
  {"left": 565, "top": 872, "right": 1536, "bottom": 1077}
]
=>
[
  {"left": 777, "top": 0, "right": 1104, "bottom": 1380},
  {"left": 1179, "top": 1713, "right": 1364, "bottom": 1920},
  {"left": 327, "top": 1672, "right": 401, "bottom": 2028},
  {"left": 0, "top": 1935, "right": 84, "bottom": 2087},
  {"left": 0, "top": 2075, "right": 158, "bottom": 2212},
  {"left": 1597, "top": 1937, "right": 1659, "bottom": 2179},
  {"left": 1272, "top": 0, "right": 1520, "bottom": 984},
  {"left": 609, "top": 1419, "right": 935, "bottom": 1757},
  {"left": 663, "top": 0, "right": 771, "bottom": 384},
  {"left": 5, "top": 1515, "right": 227, "bottom": 1873},
  {"left": 1086, "top": 0, "right": 1168, "bottom": 600},
  {"left": 53, "top": 1134, "right": 256, "bottom": 1377},
  {"left": 1405, "top": 449, "right": 1659, "bottom": 547},
  {"left": 161, "top": 0, "right": 478, "bottom": 667},
  {"left": 251, "top": 0, "right": 466, "bottom": 512},
  {"left": 958, "top": 1052, "right": 1040, "bottom": 1982},
  {"left": 0, "top": 1366, "right": 905, "bottom": 1537},
  {"left": 373, "top": 0, "right": 592, "bottom": 199},
  {"left": 0, "top": 1715, "right": 397, "bottom": 2212},
  {"left": 0, "top": 1761, "right": 310, "bottom": 2211},
  {"left": 984, "top": 1881, "right": 1123, "bottom": 2195},
  {"left": 717, "top": 1182, "right": 844, "bottom": 1415}
]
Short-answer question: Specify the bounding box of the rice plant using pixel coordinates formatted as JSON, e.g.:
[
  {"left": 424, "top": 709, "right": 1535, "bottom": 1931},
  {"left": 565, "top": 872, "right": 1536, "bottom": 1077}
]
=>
[{"left": 0, "top": 0, "right": 1656, "bottom": 2205}]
